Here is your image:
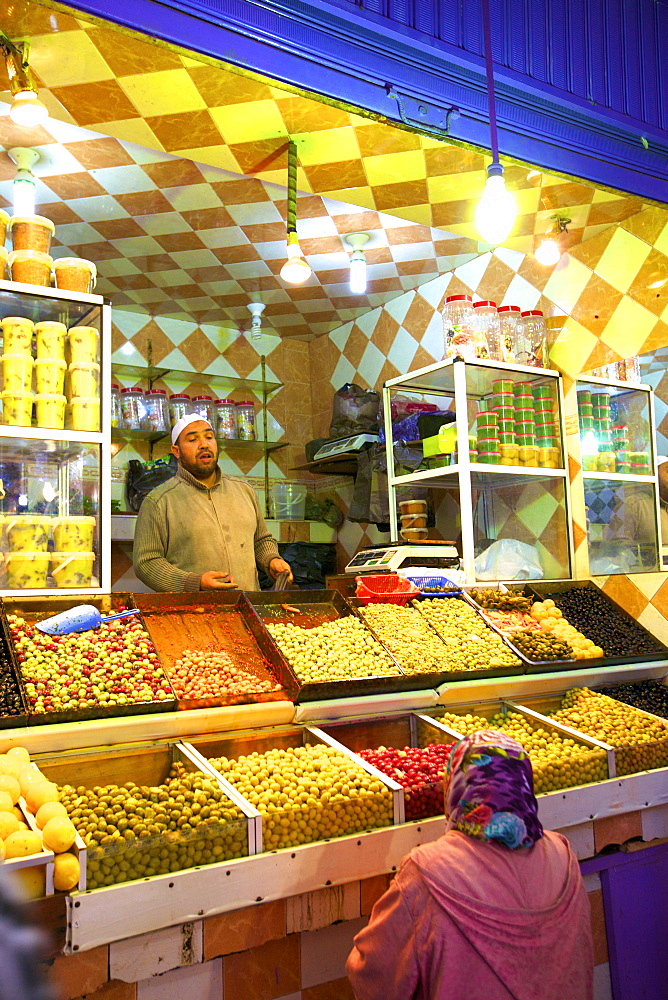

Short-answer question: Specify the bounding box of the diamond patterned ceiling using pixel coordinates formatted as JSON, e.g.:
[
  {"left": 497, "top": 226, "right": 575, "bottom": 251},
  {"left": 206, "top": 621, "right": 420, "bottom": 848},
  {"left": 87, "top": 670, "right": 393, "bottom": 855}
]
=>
[{"left": 0, "top": 0, "right": 650, "bottom": 338}]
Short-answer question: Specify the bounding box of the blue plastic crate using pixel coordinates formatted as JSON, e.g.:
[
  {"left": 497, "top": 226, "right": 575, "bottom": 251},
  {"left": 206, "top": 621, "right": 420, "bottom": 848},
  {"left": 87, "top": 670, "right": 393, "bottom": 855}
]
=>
[{"left": 402, "top": 574, "right": 462, "bottom": 596}]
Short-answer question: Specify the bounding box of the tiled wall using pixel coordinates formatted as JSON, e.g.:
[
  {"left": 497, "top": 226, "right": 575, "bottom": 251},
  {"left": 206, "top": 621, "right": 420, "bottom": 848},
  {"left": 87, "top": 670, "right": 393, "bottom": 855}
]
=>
[{"left": 308, "top": 205, "right": 668, "bottom": 581}]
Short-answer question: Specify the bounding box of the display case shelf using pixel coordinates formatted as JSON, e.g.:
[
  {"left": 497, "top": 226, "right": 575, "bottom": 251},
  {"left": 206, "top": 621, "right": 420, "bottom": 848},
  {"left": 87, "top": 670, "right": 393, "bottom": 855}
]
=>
[
  {"left": 111, "top": 428, "right": 289, "bottom": 452},
  {"left": 582, "top": 472, "right": 655, "bottom": 483},
  {"left": 0, "top": 279, "right": 103, "bottom": 327},
  {"left": 111, "top": 363, "right": 283, "bottom": 396},
  {"left": 390, "top": 464, "right": 568, "bottom": 489}
]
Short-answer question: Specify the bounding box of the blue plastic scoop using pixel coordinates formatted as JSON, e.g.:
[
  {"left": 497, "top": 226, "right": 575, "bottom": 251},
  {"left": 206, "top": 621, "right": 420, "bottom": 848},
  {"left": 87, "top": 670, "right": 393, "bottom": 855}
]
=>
[{"left": 35, "top": 605, "right": 141, "bottom": 636}]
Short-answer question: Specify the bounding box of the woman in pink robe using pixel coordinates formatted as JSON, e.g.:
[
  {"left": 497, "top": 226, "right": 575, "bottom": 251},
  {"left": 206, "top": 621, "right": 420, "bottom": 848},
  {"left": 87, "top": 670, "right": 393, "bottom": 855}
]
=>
[{"left": 347, "top": 729, "right": 593, "bottom": 1000}]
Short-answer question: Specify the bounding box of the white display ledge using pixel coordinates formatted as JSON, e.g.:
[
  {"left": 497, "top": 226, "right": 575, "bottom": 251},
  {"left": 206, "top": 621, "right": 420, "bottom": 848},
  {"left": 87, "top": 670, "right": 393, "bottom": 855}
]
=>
[{"left": 66, "top": 765, "right": 668, "bottom": 954}]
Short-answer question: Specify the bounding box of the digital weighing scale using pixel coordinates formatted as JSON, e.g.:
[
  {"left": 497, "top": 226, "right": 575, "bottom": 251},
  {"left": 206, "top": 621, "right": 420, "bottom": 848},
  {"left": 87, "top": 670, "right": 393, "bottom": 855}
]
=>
[
  {"left": 345, "top": 541, "right": 460, "bottom": 574},
  {"left": 313, "top": 433, "right": 378, "bottom": 461}
]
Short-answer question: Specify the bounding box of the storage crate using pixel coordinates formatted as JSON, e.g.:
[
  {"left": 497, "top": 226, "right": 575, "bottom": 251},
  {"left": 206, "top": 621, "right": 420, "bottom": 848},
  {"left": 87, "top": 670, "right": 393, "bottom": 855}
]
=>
[
  {"left": 33, "top": 742, "right": 254, "bottom": 889},
  {"left": 355, "top": 575, "right": 419, "bottom": 606},
  {"left": 186, "top": 725, "right": 401, "bottom": 852}
]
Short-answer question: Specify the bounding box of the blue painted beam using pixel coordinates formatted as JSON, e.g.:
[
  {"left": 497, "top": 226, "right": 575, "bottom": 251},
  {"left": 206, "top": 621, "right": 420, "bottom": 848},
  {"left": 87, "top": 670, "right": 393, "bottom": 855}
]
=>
[{"left": 63, "top": 0, "right": 668, "bottom": 202}]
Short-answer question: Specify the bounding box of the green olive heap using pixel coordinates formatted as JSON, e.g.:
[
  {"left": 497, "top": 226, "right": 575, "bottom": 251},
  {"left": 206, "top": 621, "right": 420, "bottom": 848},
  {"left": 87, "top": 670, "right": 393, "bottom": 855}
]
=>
[
  {"left": 416, "top": 599, "right": 521, "bottom": 671},
  {"left": 550, "top": 687, "right": 668, "bottom": 776},
  {"left": 59, "top": 763, "right": 247, "bottom": 888},
  {"left": 209, "top": 744, "right": 393, "bottom": 850},
  {"left": 266, "top": 616, "right": 399, "bottom": 684},
  {"left": 509, "top": 630, "right": 574, "bottom": 661},
  {"left": 359, "top": 604, "right": 458, "bottom": 674},
  {"left": 437, "top": 709, "right": 608, "bottom": 793},
  {"left": 468, "top": 589, "right": 532, "bottom": 612}
]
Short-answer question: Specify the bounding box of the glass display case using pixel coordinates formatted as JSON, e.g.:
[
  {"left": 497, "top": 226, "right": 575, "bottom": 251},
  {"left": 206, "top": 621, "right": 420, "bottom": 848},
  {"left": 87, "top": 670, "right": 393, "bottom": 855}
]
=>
[
  {"left": 382, "top": 358, "right": 573, "bottom": 582},
  {"left": 0, "top": 280, "right": 110, "bottom": 594},
  {"left": 577, "top": 375, "right": 660, "bottom": 575}
]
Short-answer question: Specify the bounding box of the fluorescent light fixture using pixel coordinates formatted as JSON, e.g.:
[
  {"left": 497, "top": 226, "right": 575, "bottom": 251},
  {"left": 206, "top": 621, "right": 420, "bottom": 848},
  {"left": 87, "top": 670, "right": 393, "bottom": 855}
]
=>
[
  {"left": 475, "top": 164, "right": 517, "bottom": 245},
  {"left": 344, "top": 232, "right": 370, "bottom": 294},
  {"left": 1, "top": 37, "right": 48, "bottom": 127},
  {"left": 9, "top": 147, "right": 39, "bottom": 216},
  {"left": 248, "top": 302, "right": 266, "bottom": 340},
  {"left": 280, "top": 231, "right": 311, "bottom": 285}
]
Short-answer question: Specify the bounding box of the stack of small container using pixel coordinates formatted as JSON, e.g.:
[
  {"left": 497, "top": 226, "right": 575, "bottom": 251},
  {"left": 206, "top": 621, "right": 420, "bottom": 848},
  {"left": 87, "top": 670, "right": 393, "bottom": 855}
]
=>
[
  {"left": 533, "top": 384, "right": 560, "bottom": 468},
  {"left": 577, "top": 391, "right": 650, "bottom": 475},
  {"left": 470, "top": 376, "right": 560, "bottom": 469}
]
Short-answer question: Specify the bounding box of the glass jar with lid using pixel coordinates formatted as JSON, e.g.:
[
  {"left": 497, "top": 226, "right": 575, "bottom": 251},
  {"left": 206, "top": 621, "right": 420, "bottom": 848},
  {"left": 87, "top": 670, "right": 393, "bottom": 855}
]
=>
[
  {"left": 472, "top": 301, "right": 502, "bottom": 361},
  {"left": 497, "top": 305, "right": 521, "bottom": 362},
  {"left": 110, "top": 384, "right": 121, "bottom": 429},
  {"left": 515, "top": 310, "right": 547, "bottom": 367},
  {"left": 236, "top": 401, "right": 256, "bottom": 440},
  {"left": 169, "top": 393, "right": 191, "bottom": 428},
  {"left": 442, "top": 295, "right": 475, "bottom": 359},
  {"left": 119, "top": 387, "right": 146, "bottom": 431},
  {"left": 191, "top": 395, "right": 216, "bottom": 429},
  {"left": 145, "top": 389, "right": 170, "bottom": 433},
  {"left": 215, "top": 399, "right": 238, "bottom": 439}
]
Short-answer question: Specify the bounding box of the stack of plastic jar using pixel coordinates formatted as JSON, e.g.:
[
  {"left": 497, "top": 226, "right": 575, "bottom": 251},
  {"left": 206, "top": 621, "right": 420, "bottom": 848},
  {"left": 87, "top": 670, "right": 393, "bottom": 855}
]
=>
[
  {"left": 475, "top": 410, "right": 499, "bottom": 463},
  {"left": 612, "top": 425, "right": 630, "bottom": 472},
  {"left": 629, "top": 452, "right": 650, "bottom": 475},
  {"left": 169, "top": 394, "right": 191, "bottom": 428},
  {"left": 597, "top": 440, "right": 616, "bottom": 474},
  {"left": 498, "top": 305, "right": 521, "bottom": 362},
  {"left": 472, "top": 301, "right": 502, "bottom": 361},
  {"left": 215, "top": 399, "right": 237, "bottom": 439},
  {"left": 236, "top": 401, "right": 256, "bottom": 440},
  {"left": 514, "top": 310, "right": 546, "bottom": 366},
  {"left": 110, "top": 384, "right": 122, "bottom": 428},
  {"left": 577, "top": 391, "right": 594, "bottom": 433},
  {"left": 145, "top": 389, "right": 170, "bottom": 433},
  {"left": 119, "top": 387, "right": 146, "bottom": 430},
  {"left": 592, "top": 392, "right": 611, "bottom": 435},
  {"left": 191, "top": 395, "right": 216, "bottom": 428},
  {"left": 514, "top": 382, "right": 537, "bottom": 466},
  {"left": 442, "top": 295, "right": 475, "bottom": 360},
  {"left": 533, "top": 384, "right": 559, "bottom": 467}
]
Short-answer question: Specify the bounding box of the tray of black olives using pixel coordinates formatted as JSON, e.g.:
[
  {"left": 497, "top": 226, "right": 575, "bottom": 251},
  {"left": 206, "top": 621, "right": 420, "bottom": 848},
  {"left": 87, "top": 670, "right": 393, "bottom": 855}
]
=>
[
  {"left": 529, "top": 581, "right": 668, "bottom": 668},
  {"left": 0, "top": 625, "right": 28, "bottom": 729}
]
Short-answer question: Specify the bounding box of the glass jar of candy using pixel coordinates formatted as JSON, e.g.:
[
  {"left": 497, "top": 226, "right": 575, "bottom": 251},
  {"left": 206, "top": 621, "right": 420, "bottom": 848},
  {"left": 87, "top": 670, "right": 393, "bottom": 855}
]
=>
[
  {"left": 169, "top": 394, "right": 191, "bottom": 428},
  {"left": 191, "top": 395, "right": 216, "bottom": 428},
  {"left": 236, "top": 401, "right": 256, "bottom": 440},
  {"left": 215, "top": 399, "right": 238, "bottom": 439},
  {"left": 442, "top": 295, "right": 475, "bottom": 359}
]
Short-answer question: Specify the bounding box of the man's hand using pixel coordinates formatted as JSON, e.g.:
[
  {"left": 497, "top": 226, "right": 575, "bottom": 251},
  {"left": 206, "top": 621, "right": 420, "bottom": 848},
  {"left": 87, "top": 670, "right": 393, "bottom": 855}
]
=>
[
  {"left": 268, "top": 557, "right": 293, "bottom": 582},
  {"left": 200, "top": 571, "right": 237, "bottom": 590}
]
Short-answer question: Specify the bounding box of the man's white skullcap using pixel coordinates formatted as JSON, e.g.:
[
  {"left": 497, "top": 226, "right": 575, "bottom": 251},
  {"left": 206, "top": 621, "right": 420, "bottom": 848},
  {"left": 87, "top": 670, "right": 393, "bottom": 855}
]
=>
[{"left": 171, "top": 412, "right": 213, "bottom": 446}]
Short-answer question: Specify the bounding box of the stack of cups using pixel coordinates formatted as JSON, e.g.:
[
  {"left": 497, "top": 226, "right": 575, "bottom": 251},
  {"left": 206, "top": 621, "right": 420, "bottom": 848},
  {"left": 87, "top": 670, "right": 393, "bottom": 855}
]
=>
[
  {"left": 67, "top": 326, "right": 100, "bottom": 431},
  {"left": 514, "top": 382, "right": 536, "bottom": 466},
  {"left": 398, "top": 499, "right": 428, "bottom": 543},
  {"left": 35, "top": 321, "right": 67, "bottom": 429},
  {"left": 476, "top": 410, "right": 500, "bottom": 464},
  {"left": 1, "top": 316, "right": 34, "bottom": 426},
  {"left": 592, "top": 392, "right": 611, "bottom": 435}
]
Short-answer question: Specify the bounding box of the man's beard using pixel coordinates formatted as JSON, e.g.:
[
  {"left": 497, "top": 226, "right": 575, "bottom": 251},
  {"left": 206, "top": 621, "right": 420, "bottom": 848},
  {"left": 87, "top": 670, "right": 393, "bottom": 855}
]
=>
[{"left": 179, "top": 446, "right": 219, "bottom": 480}]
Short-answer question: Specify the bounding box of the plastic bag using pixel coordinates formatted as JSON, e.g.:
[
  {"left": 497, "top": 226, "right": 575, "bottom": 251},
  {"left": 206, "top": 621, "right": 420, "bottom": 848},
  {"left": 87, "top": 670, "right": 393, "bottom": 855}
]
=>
[
  {"left": 329, "top": 383, "right": 380, "bottom": 438},
  {"left": 257, "top": 542, "right": 337, "bottom": 590},
  {"left": 126, "top": 455, "right": 178, "bottom": 512},
  {"left": 474, "top": 539, "right": 544, "bottom": 581}
]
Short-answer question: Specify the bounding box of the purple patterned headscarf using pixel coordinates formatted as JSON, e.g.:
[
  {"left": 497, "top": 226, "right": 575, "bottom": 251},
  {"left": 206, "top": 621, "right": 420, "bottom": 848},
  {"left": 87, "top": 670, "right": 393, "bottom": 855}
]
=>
[{"left": 444, "top": 730, "right": 543, "bottom": 850}]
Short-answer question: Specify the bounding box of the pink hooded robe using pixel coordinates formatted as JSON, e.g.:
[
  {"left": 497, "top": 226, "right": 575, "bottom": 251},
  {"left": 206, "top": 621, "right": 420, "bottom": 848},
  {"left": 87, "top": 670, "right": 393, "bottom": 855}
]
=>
[{"left": 346, "top": 828, "right": 593, "bottom": 1000}]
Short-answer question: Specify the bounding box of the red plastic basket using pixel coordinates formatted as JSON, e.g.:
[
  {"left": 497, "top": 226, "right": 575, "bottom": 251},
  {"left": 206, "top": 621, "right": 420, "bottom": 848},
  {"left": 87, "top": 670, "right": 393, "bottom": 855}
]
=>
[{"left": 355, "top": 574, "right": 420, "bottom": 605}]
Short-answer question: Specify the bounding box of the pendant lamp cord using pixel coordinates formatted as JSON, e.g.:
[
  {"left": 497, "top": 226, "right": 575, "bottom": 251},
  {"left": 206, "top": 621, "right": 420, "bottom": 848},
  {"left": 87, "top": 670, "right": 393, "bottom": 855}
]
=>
[
  {"left": 286, "top": 140, "right": 297, "bottom": 235},
  {"left": 480, "top": 0, "right": 499, "bottom": 164}
]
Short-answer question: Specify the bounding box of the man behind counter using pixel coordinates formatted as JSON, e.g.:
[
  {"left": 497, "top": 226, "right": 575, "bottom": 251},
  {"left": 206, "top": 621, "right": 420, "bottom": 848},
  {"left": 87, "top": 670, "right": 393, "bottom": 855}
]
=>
[{"left": 133, "top": 413, "right": 292, "bottom": 592}]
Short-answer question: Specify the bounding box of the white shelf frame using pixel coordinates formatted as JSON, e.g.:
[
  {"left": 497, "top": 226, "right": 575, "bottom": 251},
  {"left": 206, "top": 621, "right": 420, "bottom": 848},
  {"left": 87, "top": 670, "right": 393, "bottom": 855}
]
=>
[{"left": 383, "top": 358, "right": 573, "bottom": 583}]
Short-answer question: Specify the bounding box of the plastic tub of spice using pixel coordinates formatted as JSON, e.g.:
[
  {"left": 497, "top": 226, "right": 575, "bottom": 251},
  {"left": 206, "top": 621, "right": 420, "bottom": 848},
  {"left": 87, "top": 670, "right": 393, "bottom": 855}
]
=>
[
  {"left": 68, "top": 397, "right": 100, "bottom": 432},
  {"left": 2, "top": 354, "right": 33, "bottom": 392},
  {"left": 7, "top": 250, "right": 52, "bottom": 287},
  {"left": 1, "top": 317, "right": 33, "bottom": 357},
  {"left": 53, "top": 257, "right": 96, "bottom": 294},
  {"left": 5, "top": 551, "right": 50, "bottom": 589},
  {"left": 6, "top": 515, "right": 52, "bottom": 552},
  {"left": 35, "top": 393, "right": 66, "bottom": 429},
  {"left": 35, "top": 321, "right": 66, "bottom": 360},
  {"left": 53, "top": 516, "right": 96, "bottom": 552},
  {"left": 35, "top": 358, "right": 66, "bottom": 395},
  {"left": 69, "top": 361, "right": 100, "bottom": 399},
  {"left": 1, "top": 389, "right": 33, "bottom": 426},
  {"left": 8, "top": 215, "right": 55, "bottom": 254},
  {"left": 67, "top": 326, "right": 99, "bottom": 364},
  {"left": 50, "top": 551, "right": 96, "bottom": 588}
]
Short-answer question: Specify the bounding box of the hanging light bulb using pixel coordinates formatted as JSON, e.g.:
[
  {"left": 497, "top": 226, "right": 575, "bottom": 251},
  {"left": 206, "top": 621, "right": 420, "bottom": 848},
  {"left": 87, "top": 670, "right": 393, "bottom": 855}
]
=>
[
  {"left": 280, "top": 231, "right": 311, "bottom": 284},
  {"left": 247, "top": 302, "right": 265, "bottom": 340},
  {"left": 475, "top": 163, "right": 517, "bottom": 245},
  {"left": 534, "top": 215, "right": 570, "bottom": 267},
  {"left": 9, "top": 147, "right": 39, "bottom": 216},
  {"left": 280, "top": 140, "right": 312, "bottom": 285},
  {"left": 1, "top": 37, "right": 48, "bottom": 127},
  {"left": 345, "top": 233, "right": 370, "bottom": 294},
  {"left": 534, "top": 238, "right": 561, "bottom": 266}
]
